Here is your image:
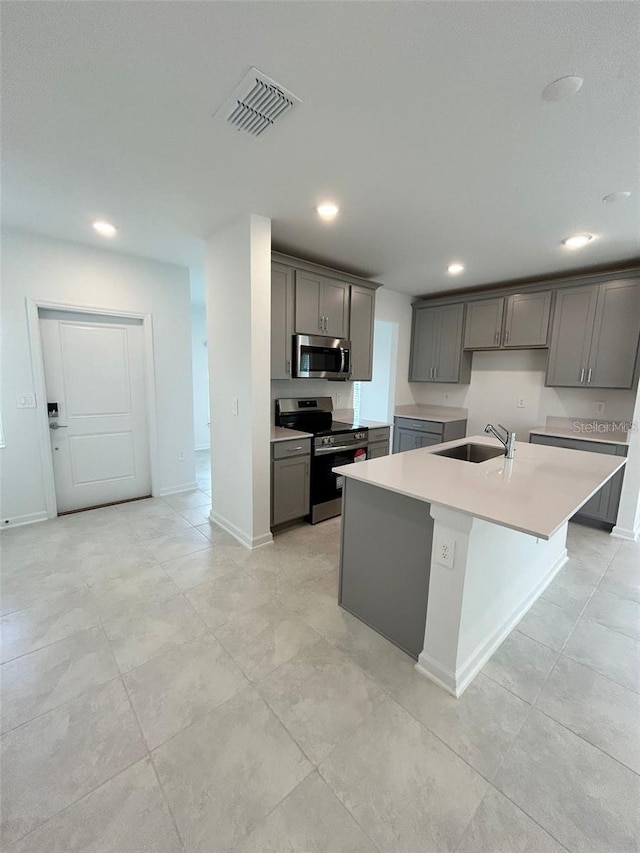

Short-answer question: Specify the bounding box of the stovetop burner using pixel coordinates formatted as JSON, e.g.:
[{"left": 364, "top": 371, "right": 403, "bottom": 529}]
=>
[{"left": 275, "top": 396, "right": 366, "bottom": 437}]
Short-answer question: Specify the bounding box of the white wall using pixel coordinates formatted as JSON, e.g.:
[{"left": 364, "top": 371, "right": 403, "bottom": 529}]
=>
[
  {"left": 411, "top": 349, "right": 636, "bottom": 439},
  {"left": 206, "top": 214, "right": 271, "bottom": 548},
  {"left": 0, "top": 229, "right": 196, "bottom": 525},
  {"left": 359, "top": 320, "right": 396, "bottom": 423},
  {"left": 270, "top": 380, "right": 353, "bottom": 418},
  {"left": 190, "top": 304, "right": 210, "bottom": 450},
  {"left": 373, "top": 287, "right": 415, "bottom": 407},
  {"left": 613, "top": 383, "right": 640, "bottom": 540}
]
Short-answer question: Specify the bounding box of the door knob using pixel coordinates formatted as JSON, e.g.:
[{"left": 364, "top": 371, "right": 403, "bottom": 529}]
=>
[{"left": 49, "top": 422, "right": 68, "bottom": 430}]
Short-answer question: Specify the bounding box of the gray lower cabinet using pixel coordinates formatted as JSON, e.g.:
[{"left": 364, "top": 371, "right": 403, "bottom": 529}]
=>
[
  {"left": 529, "top": 434, "right": 627, "bottom": 526},
  {"left": 271, "top": 439, "right": 311, "bottom": 526},
  {"left": 349, "top": 285, "right": 375, "bottom": 381},
  {"left": 409, "top": 302, "right": 471, "bottom": 383},
  {"left": 295, "top": 271, "right": 349, "bottom": 338},
  {"left": 393, "top": 417, "right": 467, "bottom": 453},
  {"left": 504, "top": 291, "right": 552, "bottom": 347},
  {"left": 463, "top": 297, "right": 504, "bottom": 349},
  {"left": 271, "top": 262, "right": 295, "bottom": 379},
  {"left": 367, "top": 426, "right": 391, "bottom": 459},
  {"left": 547, "top": 278, "right": 640, "bottom": 388}
]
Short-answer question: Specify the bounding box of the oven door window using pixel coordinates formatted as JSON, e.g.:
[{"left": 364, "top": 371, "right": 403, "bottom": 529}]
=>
[
  {"left": 312, "top": 449, "right": 365, "bottom": 504},
  {"left": 300, "top": 345, "right": 343, "bottom": 376}
]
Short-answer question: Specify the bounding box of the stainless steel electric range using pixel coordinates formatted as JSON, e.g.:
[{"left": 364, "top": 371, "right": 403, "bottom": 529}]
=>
[{"left": 276, "top": 397, "right": 368, "bottom": 524}]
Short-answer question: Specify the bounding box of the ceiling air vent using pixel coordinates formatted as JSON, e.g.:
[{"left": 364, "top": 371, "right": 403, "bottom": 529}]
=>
[{"left": 214, "top": 67, "right": 301, "bottom": 137}]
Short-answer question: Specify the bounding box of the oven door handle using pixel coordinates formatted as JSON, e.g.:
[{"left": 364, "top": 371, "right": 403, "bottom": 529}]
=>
[{"left": 315, "top": 441, "right": 368, "bottom": 456}]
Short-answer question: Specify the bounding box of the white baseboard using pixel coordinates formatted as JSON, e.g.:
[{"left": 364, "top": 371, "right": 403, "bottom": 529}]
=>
[
  {"left": 195, "top": 444, "right": 211, "bottom": 452},
  {"left": 158, "top": 482, "right": 199, "bottom": 498},
  {"left": 611, "top": 523, "right": 640, "bottom": 542},
  {"left": 0, "top": 511, "right": 49, "bottom": 530},
  {"left": 208, "top": 509, "right": 273, "bottom": 551},
  {"left": 416, "top": 548, "right": 568, "bottom": 697}
]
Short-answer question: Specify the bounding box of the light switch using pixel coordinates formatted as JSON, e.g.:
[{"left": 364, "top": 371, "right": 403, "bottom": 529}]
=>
[
  {"left": 232, "top": 398, "right": 239, "bottom": 416},
  {"left": 16, "top": 394, "right": 36, "bottom": 409}
]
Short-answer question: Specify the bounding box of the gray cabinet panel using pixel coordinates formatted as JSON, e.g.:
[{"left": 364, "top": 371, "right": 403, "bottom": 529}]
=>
[
  {"left": 323, "top": 278, "right": 349, "bottom": 338},
  {"left": 271, "top": 455, "right": 310, "bottom": 526},
  {"left": 368, "top": 442, "right": 389, "bottom": 459},
  {"left": 434, "top": 303, "right": 466, "bottom": 381},
  {"left": 270, "top": 263, "right": 295, "bottom": 379},
  {"left": 410, "top": 303, "right": 469, "bottom": 383},
  {"left": 409, "top": 307, "right": 437, "bottom": 381},
  {"left": 589, "top": 279, "right": 640, "bottom": 388},
  {"left": 295, "top": 271, "right": 323, "bottom": 335},
  {"left": 340, "top": 478, "right": 433, "bottom": 659},
  {"left": 528, "top": 434, "right": 626, "bottom": 526},
  {"left": 464, "top": 298, "right": 504, "bottom": 349},
  {"left": 349, "top": 285, "right": 375, "bottom": 381},
  {"left": 504, "top": 291, "right": 552, "bottom": 348},
  {"left": 546, "top": 286, "right": 599, "bottom": 387}
]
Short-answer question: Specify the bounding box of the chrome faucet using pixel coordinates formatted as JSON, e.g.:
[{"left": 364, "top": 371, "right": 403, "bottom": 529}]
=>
[{"left": 484, "top": 423, "right": 516, "bottom": 459}]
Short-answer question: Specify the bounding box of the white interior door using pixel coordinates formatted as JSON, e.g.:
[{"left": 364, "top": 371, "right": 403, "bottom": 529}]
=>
[{"left": 39, "top": 310, "right": 151, "bottom": 513}]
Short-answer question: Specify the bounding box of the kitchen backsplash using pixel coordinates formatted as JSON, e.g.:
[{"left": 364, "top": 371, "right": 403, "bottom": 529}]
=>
[
  {"left": 270, "top": 379, "right": 354, "bottom": 417},
  {"left": 410, "top": 349, "right": 636, "bottom": 440}
]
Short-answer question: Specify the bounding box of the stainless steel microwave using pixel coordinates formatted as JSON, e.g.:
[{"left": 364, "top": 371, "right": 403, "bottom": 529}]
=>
[{"left": 292, "top": 334, "right": 351, "bottom": 380}]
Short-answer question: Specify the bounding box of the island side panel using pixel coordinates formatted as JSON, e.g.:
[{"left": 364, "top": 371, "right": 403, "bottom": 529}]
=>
[
  {"left": 339, "top": 478, "right": 434, "bottom": 659},
  {"left": 418, "top": 505, "right": 569, "bottom": 697}
]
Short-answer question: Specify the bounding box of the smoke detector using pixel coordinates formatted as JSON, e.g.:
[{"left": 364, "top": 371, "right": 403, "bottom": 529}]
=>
[{"left": 214, "top": 67, "right": 301, "bottom": 137}]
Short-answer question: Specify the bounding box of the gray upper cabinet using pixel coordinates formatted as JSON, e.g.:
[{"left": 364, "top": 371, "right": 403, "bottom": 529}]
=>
[
  {"left": 349, "top": 285, "right": 375, "bottom": 381},
  {"left": 463, "top": 298, "right": 504, "bottom": 349},
  {"left": 295, "top": 271, "right": 324, "bottom": 335},
  {"left": 409, "top": 303, "right": 470, "bottom": 383},
  {"left": 323, "top": 277, "right": 350, "bottom": 338},
  {"left": 503, "top": 291, "right": 552, "bottom": 348},
  {"left": 547, "top": 279, "right": 640, "bottom": 388},
  {"left": 271, "top": 262, "right": 295, "bottom": 379},
  {"left": 588, "top": 279, "right": 640, "bottom": 388},
  {"left": 295, "top": 271, "right": 349, "bottom": 338}
]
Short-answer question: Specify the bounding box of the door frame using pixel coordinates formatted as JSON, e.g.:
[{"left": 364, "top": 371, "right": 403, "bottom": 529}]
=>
[{"left": 26, "top": 298, "right": 160, "bottom": 519}]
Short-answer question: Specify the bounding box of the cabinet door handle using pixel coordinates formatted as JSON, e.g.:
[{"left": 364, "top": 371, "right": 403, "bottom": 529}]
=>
[
  {"left": 433, "top": 366, "right": 437, "bottom": 379},
  {"left": 587, "top": 367, "right": 593, "bottom": 384},
  {"left": 580, "top": 368, "right": 585, "bottom": 383},
  {"left": 286, "top": 446, "right": 304, "bottom": 452},
  {"left": 286, "top": 359, "right": 291, "bottom": 375},
  {"left": 505, "top": 329, "right": 509, "bottom": 344},
  {"left": 495, "top": 330, "right": 500, "bottom": 344}
]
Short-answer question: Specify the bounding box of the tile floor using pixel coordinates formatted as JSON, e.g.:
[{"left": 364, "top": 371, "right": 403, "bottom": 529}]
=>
[{"left": 1, "top": 458, "right": 639, "bottom": 851}]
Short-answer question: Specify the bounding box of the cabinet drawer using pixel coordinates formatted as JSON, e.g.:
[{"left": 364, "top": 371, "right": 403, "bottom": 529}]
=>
[
  {"left": 368, "top": 427, "right": 391, "bottom": 443},
  {"left": 394, "top": 417, "right": 444, "bottom": 434},
  {"left": 368, "top": 442, "right": 389, "bottom": 459},
  {"left": 272, "top": 438, "right": 311, "bottom": 459}
]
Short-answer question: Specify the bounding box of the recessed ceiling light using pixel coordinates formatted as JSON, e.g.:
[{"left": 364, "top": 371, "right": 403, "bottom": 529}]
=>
[
  {"left": 315, "top": 202, "right": 339, "bottom": 220},
  {"left": 562, "top": 233, "right": 594, "bottom": 249},
  {"left": 542, "top": 75, "right": 583, "bottom": 102},
  {"left": 602, "top": 191, "right": 632, "bottom": 203},
  {"left": 447, "top": 262, "right": 465, "bottom": 275},
  {"left": 92, "top": 220, "right": 117, "bottom": 238}
]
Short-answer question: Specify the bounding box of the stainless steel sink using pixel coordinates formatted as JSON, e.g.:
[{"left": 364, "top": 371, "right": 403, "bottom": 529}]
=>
[{"left": 431, "top": 442, "right": 505, "bottom": 463}]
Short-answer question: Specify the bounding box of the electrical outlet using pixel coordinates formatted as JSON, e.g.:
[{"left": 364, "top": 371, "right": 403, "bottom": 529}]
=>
[
  {"left": 232, "top": 398, "right": 239, "bottom": 416},
  {"left": 435, "top": 535, "right": 455, "bottom": 568},
  {"left": 443, "top": 392, "right": 450, "bottom": 402},
  {"left": 178, "top": 450, "right": 186, "bottom": 461},
  {"left": 595, "top": 401, "right": 605, "bottom": 416},
  {"left": 517, "top": 397, "right": 526, "bottom": 408}
]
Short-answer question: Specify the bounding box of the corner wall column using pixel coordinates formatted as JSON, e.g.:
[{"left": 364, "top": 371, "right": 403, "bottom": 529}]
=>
[{"left": 205, "top": 214, "right": 272, "bottom": 549}]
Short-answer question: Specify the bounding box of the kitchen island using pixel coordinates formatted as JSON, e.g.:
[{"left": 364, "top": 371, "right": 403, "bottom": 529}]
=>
[{"left": 334, "top": 435, "right": 626, "bottom": 696}]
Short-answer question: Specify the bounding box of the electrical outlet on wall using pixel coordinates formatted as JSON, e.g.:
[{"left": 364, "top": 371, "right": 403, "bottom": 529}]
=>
[
  {"left": 434, "top": 535, "right": 455, "bottom": 568},
  {"left": 178, "top": 450, "right": 186, "bottom": 461},
  {"left": 517, "top": 397, "right": 526, "bottom": 408},
  {"left": 595, "top": 401, "right": 605, "bottom": 416}
]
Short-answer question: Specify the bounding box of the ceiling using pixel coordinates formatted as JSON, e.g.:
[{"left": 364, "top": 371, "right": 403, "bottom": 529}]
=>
[{"left": 2, "top": 1, "right": 639, "bottom": 298}]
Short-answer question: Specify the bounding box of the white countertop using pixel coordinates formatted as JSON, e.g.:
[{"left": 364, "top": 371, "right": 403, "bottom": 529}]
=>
[
  {"left": 394, "top": 404, "right": 468, "bottom": 423},
  {"left": 270, "top": 426, "right": 313, "bottom": 443},
  {"left": 529, "top": 426, "right": 630, "bottom": 447},
  {"left": 349, "top": 418, "right": 391, "bottom": 429},
  {"left": 334, "top": 434, "right": 626, "bottom": 540}
]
